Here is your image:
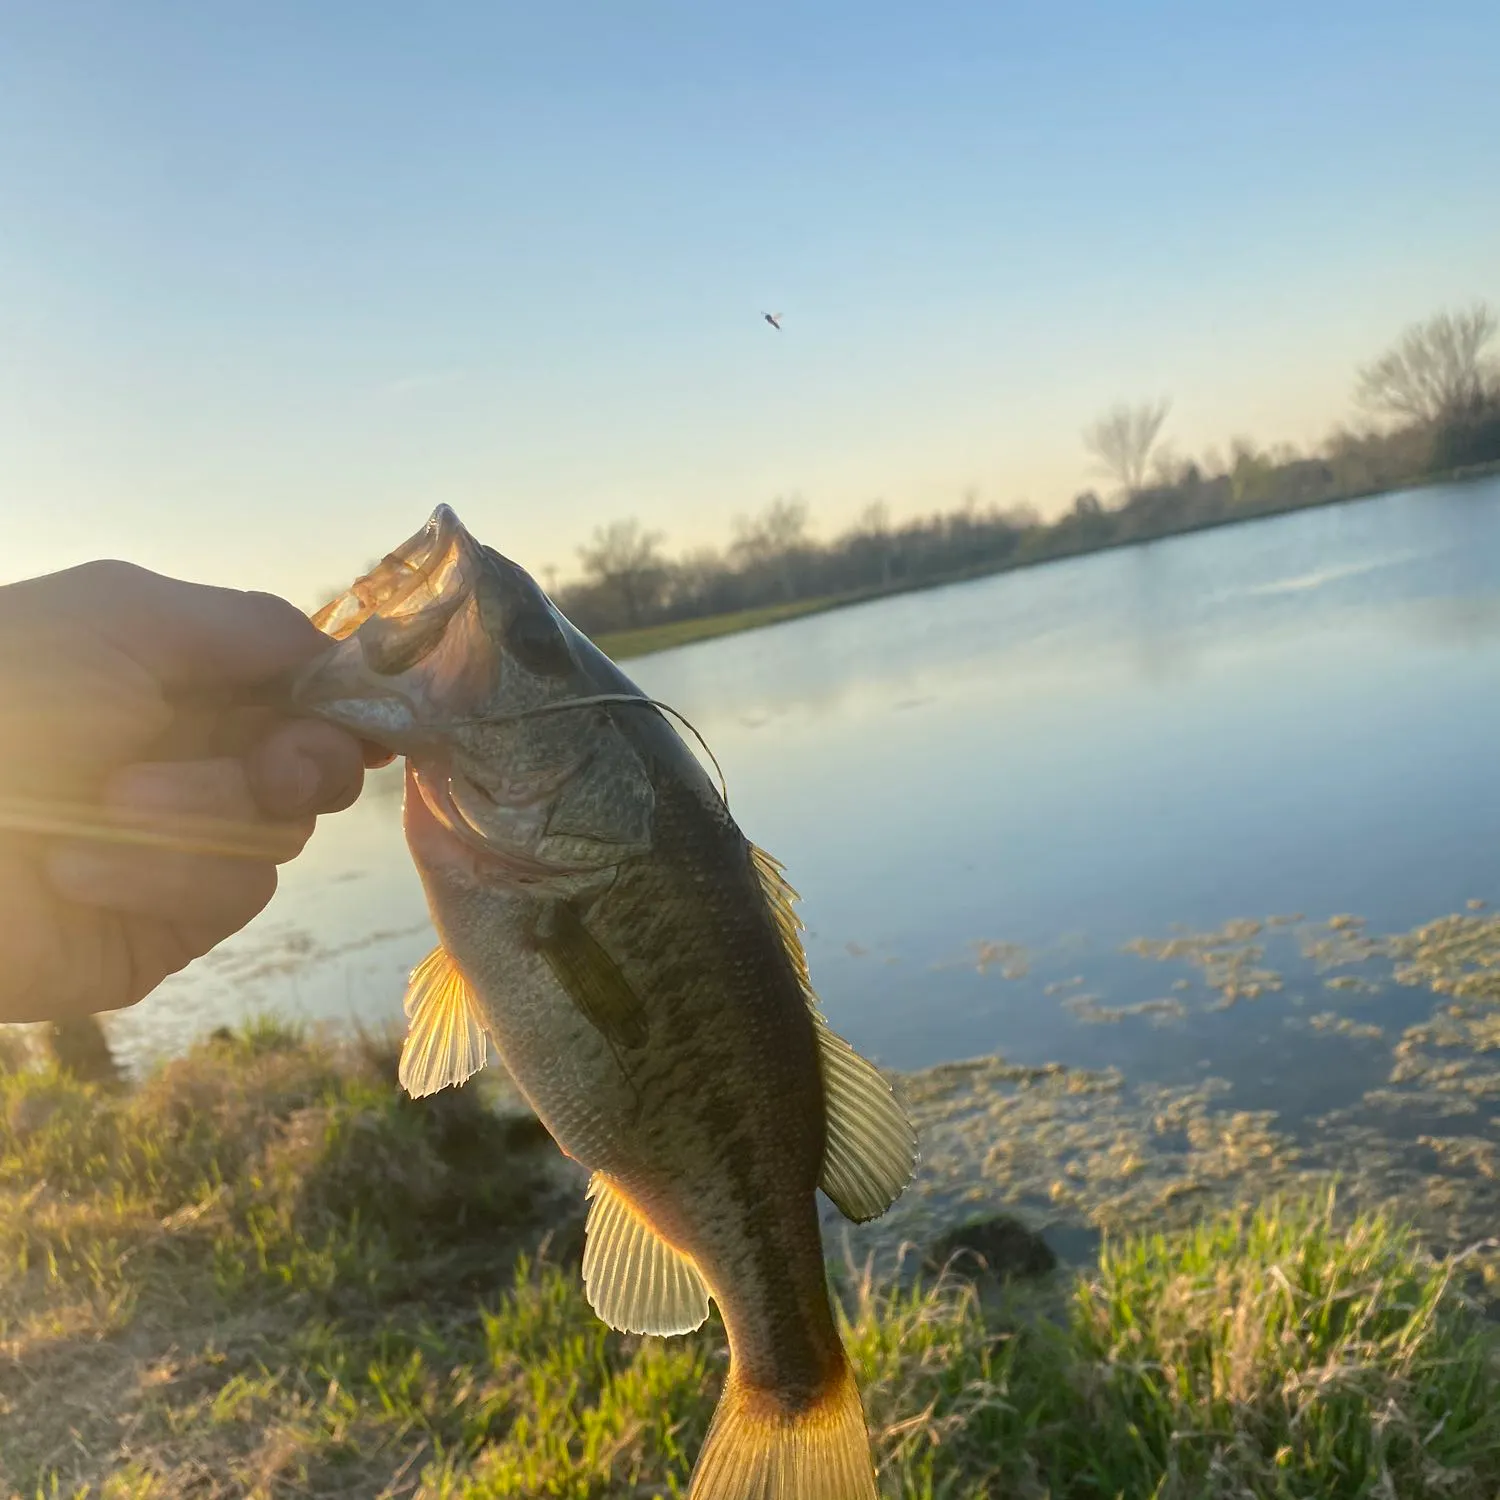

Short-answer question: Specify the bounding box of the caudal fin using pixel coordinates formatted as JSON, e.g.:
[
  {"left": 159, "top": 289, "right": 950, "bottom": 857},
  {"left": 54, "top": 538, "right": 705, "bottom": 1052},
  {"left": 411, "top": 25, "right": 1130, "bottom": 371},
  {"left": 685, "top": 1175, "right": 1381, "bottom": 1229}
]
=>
[{"left": 687, "top": 1355, "right": 877, "bottom": 1500}]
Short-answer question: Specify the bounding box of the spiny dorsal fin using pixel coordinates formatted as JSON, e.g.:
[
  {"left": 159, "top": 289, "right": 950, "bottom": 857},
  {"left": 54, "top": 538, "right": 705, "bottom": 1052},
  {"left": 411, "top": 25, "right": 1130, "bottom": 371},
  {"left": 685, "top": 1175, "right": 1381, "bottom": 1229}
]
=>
[
  {"left": 582, "top": 1173, "right": 711, "bottom": 1336},
  {"left": 749, "top": 843, "right": 810, "bottom": 989},
  {"left": 748, "top": 842, "right": 918, "bottom": 1223},
  {"left": 398, "top": 945, "right": 490, "bottom": 1098},
  {"left": 533, "top": 901, "right": 650, "bottom": 1051}
]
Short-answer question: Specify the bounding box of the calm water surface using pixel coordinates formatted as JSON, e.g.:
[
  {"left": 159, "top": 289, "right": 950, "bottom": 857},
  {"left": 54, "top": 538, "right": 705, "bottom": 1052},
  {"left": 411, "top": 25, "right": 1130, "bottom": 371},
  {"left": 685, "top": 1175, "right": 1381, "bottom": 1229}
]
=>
[{"left": 108, "top": 480, "right": 1500, "bottom": 1162}]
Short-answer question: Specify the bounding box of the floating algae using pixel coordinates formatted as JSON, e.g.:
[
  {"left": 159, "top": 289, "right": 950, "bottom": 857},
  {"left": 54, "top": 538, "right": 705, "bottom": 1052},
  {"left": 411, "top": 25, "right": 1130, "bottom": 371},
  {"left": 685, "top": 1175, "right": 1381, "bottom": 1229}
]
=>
[
  {"left": 972, "top": 940, "right": 1031, "bottom": 979},
  {"left": 1123, "top": 919, "right": 1284, "bottom": 1007},
  {"left": 1298, "top": 913, "right": 1392, "bottom": 971},
  {"left": 827, "top": 1054, "right": 1312, "bottom": 1281},
  {"left": 930, "top": 939, "right": 1032, "bottom": 978},
  {"left": 1062, "top": 994, "right": 1187, "bottom": 1027},
  {"left": 828, "top": 904, "right": 1500, "bottom": 1285},
  {"left": 1324, "top": 973, "right": 1384, "bottom": 996},
  {"left": 1301, "top": 1011, "right": 1386, "bottom": 1041}
]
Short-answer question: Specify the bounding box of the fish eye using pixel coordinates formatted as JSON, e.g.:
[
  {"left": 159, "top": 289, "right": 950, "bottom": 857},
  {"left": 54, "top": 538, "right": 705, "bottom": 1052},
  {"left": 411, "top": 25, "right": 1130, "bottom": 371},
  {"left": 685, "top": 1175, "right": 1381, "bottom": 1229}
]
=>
[{"left": 506, "top": 605, "right": 574, "bottom": 678}]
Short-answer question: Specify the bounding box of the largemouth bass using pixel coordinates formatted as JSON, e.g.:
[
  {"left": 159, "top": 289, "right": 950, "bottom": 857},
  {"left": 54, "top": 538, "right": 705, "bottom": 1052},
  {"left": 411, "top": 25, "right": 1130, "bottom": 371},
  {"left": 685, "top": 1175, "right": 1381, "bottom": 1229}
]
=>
[{"left": 292, "top": 505, "right": 917, "bottom": 1499}]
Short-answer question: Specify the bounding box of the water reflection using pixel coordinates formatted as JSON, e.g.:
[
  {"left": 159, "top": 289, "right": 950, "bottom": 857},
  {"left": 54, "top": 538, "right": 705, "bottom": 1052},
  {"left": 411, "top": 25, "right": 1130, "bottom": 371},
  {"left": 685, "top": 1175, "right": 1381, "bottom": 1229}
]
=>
[{"left": 98, "top": 479, "right": 1500, "bottom": 1103}]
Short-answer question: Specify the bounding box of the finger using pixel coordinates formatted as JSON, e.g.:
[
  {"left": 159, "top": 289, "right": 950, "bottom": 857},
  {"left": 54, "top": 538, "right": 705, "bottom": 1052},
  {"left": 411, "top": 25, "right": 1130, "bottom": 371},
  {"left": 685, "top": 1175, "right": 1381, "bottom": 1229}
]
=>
[
  {"left": 106, "top": 757, "right": 315, "bottom": 861},
  {"left": 45, "top": 842, "right": 280, "bottom": 933},
  {"left": 114, "top": 756, "right": 319, "bottom": 852},
  {"left": 247, "top": 718, "right": 367, "bottom": 819},
  {"left": 0, "top": 620, "right": 168, "bottom": 787},
  {"left": 142, "top": 704, "right": 280, "bottom": 763},
  {"left": 1, "top": 561, "right": 331, "bottom": 693},
  {"left": 363, "top": 742, "right": 398, "bottom": 769}
]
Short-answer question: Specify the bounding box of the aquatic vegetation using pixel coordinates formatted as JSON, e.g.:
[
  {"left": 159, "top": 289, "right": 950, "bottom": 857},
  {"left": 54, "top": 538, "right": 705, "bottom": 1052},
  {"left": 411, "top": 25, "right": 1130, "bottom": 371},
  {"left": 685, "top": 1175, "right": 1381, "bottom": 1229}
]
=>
[
  {"left": 1124, "top": 919, "right": 1285, "bottom": 1006},
  {"left": 929, "top": 938, "right": 1032, "bottom": 978},
  {"left": 970, "top": 939, "right": 1031, "bottom": 979},
  {"left": 1062, "top": 993, "right": 1186, "bottom": 1027},
  {"left": 1302, "top": 1011, "right": 1385, "bottom": 1041}
]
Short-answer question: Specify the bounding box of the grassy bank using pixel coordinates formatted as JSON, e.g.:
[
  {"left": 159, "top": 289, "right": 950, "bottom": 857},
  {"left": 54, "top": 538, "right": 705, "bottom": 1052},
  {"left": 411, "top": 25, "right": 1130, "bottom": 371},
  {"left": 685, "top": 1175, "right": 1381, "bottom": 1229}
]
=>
[
  {"left": 593, "top": 593, "right": 864, "bottom": 661},
  {"left": 595, "top": 462, "right": 1500, "bottom": 662},
  {"left": 4, "top": 1023, "right": 1499, "bottom": 1498}
]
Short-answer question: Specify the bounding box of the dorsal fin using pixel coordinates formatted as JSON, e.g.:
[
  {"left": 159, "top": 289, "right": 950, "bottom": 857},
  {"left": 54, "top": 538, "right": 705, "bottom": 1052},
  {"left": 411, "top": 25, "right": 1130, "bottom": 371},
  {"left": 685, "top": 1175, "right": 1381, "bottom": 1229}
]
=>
[
  {"left": 810, "top": 1013, "right": 918, "bottom": 1222},
  {"left": 748, "top": 843, "right": 811, "bottom": 988},
  {"left": 398, "top": 945, "right": 490, "bottom": 1098},
  {"left": 582, "top": 1173, "right": 712, "bottom": 1335},
  {"left": 748, "top": 843, "right": 918, "bottom": 1223}
]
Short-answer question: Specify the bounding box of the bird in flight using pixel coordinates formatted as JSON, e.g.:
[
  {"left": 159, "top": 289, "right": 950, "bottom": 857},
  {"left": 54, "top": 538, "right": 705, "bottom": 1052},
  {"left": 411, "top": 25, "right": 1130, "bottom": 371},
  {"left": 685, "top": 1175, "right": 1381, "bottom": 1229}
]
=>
[{"left": 763, "top": 311, "right": 783, "bottom": 330}]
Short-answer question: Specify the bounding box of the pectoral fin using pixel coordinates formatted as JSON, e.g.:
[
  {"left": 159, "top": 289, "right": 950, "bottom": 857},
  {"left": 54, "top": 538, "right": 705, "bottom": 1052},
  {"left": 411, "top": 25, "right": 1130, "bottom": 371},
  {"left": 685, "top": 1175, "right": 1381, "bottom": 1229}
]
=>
[
  {"left": 398, "top": 945, "right": 490, "bottom": 1098},
  {"left": 582, "top": 1173, "right": 711, "bottom": 1335},
  {"left": 533, "top": 901, "right": 650, "bottom": 1051},
  {"left": 748, "top": 841, "right": 918, "bottom": 1222}
]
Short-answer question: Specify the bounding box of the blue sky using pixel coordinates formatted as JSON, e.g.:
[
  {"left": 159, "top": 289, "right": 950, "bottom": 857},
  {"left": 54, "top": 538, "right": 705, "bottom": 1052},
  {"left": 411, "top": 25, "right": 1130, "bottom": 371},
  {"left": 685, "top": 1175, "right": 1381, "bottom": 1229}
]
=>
[{"left": 2, "top": 1, "right": 1496, "bottom": 604}]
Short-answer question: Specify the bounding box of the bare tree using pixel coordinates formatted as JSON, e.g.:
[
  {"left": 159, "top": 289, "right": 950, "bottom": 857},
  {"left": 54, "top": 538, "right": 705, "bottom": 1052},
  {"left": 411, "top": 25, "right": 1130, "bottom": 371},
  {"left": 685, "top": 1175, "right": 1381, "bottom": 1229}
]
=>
[
  {"left": 729, "top": 496, "right": 809, "bottom": 564},
  {"left": 846, "top": 499, "right": 895, "bottom": 585},
  {"left": 576, "top": 518, "right": 668, "bottom": 626},
  {"left": 1083, "top": 399, "right": 1172, "bottom": 496},
  {"left": 729, "top": 496, "right": 810, "bottom": 600},
  {"left": 1356, "top": 302, "right": 1498, "bottom": 426}
]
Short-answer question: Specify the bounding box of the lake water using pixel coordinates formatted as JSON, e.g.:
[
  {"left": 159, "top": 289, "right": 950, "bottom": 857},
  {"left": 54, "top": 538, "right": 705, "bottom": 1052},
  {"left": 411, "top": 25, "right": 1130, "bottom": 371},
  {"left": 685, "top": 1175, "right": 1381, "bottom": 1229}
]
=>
[{"left": 103, "top": 477, "right": 1500, "bottom": 1259}]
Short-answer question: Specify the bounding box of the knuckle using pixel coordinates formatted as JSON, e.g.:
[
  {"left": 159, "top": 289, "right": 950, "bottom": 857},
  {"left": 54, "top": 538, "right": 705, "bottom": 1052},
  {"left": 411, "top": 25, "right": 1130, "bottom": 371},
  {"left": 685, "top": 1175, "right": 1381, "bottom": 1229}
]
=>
[{"left": 70, "top": 558, "right": 154, "bottom": 596}]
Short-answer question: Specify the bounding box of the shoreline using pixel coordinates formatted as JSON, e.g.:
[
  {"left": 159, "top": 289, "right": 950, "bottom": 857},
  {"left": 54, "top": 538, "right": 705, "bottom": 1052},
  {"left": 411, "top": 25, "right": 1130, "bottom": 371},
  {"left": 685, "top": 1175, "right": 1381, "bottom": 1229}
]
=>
[
  {"left": 4, "top": 1007, "right": 1500, "bottom": 1497},
  {"left": 596, "top": 459, "right": 1500, "bottom": 662}
]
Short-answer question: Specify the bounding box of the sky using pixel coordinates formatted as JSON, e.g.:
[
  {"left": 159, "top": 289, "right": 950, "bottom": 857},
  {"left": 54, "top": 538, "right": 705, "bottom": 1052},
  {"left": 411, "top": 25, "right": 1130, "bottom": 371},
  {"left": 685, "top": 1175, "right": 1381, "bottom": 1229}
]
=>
[{"left": 2, "top": 0, "right": 1497, "bottom": 605}]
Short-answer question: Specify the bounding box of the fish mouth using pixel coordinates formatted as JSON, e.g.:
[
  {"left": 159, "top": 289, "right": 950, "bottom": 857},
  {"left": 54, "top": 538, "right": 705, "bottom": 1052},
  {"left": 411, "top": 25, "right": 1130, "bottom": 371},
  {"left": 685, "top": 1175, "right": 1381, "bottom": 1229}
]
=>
[
  {"left": 309, "top": 504, "right": 482, "bottom": 644},
  {"left": 292, "top": 505, "right": 505, "bottom": 745}
]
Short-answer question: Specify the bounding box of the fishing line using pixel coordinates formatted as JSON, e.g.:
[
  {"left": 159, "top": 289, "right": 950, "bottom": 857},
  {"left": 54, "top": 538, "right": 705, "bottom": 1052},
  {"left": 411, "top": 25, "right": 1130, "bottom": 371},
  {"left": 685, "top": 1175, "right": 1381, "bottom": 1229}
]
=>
[
  {"left": 433, "top": 694, "right": 732, "bottom": 808},
  {"left": 0, "top": 796, "right": 305, "bottom": 861},
  {"left": 0, "top": 700, "right": 729, "bottom": 859}
]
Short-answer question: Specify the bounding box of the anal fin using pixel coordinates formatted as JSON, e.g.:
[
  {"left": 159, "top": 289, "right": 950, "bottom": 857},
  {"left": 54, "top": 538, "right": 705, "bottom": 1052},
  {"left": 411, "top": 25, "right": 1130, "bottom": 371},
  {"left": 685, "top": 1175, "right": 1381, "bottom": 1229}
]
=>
[
  {"left": 582, "top": 1174, "right": 711, "bottom": 1336},
  {"left": 398, "top": 945, "right": 490, "bottom": 1098}
]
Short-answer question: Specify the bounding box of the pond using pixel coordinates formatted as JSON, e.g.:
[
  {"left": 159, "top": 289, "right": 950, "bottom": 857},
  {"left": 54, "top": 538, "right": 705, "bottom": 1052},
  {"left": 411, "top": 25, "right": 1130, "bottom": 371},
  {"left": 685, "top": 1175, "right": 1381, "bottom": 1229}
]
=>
[{"left": 104, "top": 476, "right": 1500, "bottom": 1263}]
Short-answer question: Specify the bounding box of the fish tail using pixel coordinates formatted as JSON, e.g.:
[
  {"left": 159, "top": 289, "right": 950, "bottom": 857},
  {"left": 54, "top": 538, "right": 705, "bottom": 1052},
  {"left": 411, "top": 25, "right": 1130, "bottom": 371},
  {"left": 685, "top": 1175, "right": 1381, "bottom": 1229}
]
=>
[{"left": 687, "top": 1350, "right": 877, "bottom": 1500}]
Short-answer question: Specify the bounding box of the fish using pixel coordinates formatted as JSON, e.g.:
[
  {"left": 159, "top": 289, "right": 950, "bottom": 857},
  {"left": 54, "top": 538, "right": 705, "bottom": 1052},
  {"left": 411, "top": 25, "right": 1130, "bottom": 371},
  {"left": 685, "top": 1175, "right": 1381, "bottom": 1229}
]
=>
[{"left": 291, "top": 504, "right": 917, "bottom": 1499}]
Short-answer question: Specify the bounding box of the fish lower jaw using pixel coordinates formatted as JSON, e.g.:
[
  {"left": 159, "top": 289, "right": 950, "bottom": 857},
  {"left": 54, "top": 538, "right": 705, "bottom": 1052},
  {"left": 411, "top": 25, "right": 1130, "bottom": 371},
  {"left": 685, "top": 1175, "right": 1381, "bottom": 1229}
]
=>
[{"left": 306, "top": 696, "right": 420, "bottom": 745}]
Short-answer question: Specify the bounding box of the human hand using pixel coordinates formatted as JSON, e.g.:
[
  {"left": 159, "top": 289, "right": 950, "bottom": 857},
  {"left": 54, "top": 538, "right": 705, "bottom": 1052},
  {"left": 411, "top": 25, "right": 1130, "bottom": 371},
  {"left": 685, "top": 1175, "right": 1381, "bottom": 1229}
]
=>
[{"left": 0, "top": 561, "right": 389, "bottom": 1024}]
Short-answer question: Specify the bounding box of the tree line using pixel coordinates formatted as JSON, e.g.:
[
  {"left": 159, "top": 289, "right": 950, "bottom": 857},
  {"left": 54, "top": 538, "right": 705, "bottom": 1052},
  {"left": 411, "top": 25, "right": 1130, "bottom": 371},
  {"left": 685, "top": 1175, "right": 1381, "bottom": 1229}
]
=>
[{"left": 554, "top": 302, "right": 1500, "bottom": 636}]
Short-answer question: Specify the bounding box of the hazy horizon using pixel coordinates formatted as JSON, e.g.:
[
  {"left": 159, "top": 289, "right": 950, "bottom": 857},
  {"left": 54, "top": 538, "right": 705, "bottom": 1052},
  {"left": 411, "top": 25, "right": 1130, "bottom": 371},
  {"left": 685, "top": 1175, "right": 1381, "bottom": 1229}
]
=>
[{"left": 3, "top": 1, "right": 1497, "bottom": 601}]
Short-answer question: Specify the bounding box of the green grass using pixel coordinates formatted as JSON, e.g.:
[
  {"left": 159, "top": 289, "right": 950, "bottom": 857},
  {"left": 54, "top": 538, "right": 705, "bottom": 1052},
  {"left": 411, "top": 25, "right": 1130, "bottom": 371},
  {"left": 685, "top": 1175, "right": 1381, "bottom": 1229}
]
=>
[
  {"left": 593, "top": 593, "right": 867, "bottom": 660},
  {"left": 4, "top": 1026, "right": 1499, "bottom": 1498}
]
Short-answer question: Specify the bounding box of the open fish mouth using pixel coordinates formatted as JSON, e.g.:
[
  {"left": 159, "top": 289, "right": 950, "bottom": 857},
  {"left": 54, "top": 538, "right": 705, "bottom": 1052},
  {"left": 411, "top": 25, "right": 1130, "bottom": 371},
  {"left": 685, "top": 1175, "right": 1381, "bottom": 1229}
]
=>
[
  {"left": 291, "top": 506, "right": 513, "bottom": 744},
  {"left": 310, "top": 504, "right": 481, "bottom": 644}
]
